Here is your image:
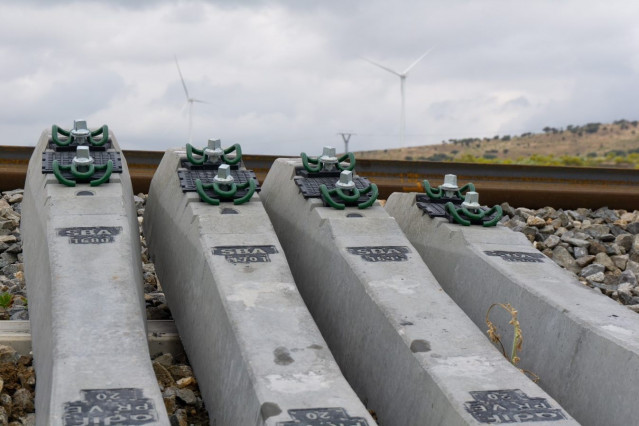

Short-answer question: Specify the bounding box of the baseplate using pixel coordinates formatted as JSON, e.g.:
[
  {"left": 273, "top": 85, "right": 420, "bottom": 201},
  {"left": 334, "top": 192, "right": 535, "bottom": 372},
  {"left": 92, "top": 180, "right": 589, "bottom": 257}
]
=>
[
  {"left": 42, "top": 151, "right": 123, "bottom": 181},
  {"left": 294, "top": 168, "right": 374, "bottom": 206},
  {"left": 177, "top": 168, "right": 261, "bottom": 202},
  {"left": 180, "top": 160, "right": 241, "bottom": 171},
  {"left": 416, "top": 194, "right": 500, "bottom": 225},
  {"left": 47, "top": 138, "right": 112, "bottom": 151}
]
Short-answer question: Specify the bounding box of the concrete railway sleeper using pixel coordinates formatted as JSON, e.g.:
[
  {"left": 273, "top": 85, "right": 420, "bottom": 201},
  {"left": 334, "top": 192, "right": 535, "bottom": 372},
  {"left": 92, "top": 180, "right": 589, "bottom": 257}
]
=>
[
  {"left": 385, "top": 180, "right": 639, "bottom": 426},
  {"left": 16, "top": 132, "right": 625, "bottom": 424},
  {"left": 143, "top": 147, "right": 375, "bottom": 425},
  {"left": 260, "top": 154, "right": 577, "bottom": 426},
  {"left": 21, "top": 123, "right": 170, "bottom": 425}
]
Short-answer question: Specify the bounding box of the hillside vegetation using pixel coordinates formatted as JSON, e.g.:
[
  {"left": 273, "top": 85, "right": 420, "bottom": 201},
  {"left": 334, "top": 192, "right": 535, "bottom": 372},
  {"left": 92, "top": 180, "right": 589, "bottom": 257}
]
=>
[{"left": 356, "top": 120, "right": 639, "bottom": 168}]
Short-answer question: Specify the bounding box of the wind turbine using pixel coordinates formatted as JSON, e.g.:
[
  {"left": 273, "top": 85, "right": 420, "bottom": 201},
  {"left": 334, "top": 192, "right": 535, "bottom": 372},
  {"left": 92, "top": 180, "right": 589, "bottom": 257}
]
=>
[
  {"left": 363, "top": 48, "right": 433, "bottom": 146},
  {"left": 174, "top": 55, "right": 208, "bottom": 144}
]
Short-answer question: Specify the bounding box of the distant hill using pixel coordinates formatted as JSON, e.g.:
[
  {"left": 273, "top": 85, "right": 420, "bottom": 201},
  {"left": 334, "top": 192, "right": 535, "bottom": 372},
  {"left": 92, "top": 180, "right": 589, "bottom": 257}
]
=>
[{"left": 356, "top": 120, "right": 639, "bottom": 168}]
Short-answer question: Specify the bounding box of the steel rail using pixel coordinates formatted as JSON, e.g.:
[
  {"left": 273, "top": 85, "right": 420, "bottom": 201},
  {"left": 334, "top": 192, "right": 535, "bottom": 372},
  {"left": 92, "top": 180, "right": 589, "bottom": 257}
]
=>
[{"left": 2, "top": 145, "right": 638, "bottom": 209}]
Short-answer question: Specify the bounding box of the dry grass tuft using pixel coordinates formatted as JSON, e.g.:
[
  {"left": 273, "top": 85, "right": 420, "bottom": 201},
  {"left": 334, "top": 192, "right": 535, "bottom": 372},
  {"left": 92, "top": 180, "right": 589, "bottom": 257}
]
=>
[{"left": 486, "top": 303, "right": 539, "bottom": 382}]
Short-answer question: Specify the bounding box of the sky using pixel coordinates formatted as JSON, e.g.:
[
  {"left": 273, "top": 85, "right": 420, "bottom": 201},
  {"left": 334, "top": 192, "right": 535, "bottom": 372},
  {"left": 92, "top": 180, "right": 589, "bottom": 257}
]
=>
[{"left": 0, "top": 0, "right": 638, "bottom": 155}]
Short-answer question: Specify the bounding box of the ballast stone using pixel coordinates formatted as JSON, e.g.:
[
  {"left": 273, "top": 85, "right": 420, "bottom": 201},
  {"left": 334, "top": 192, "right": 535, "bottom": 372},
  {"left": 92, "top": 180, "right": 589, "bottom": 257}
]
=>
[
  {"left": 260, "top": 158, "right": 577, "bottom": 426},
  {"left": 143, "top": 149, "right": 375, "bottom": 426},
  {"left": 385, "top": 191, "right": 639, "bottom": 426}
]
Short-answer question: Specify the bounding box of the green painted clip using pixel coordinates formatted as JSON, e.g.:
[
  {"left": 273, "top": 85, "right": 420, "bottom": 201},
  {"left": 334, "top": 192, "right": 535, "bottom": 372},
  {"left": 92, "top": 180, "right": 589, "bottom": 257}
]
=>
[
  {"left": 195, "top": 164, "right": 256, "bottom": 205},
  {"left": 51, "top": 120, "right": 109, "bottom": 147},
  {"left": 444, "top": 191, "right": 503, "bottom": 227},
  {"left": 319, "top": 170, "right": 378, "bottom": 210},
  {"left": 422, "top": 174, "right": 475, "bottom": 200},
  {"left": 186, "top": 139, "right": 242, "bottom": 165},
  {"left": 53, "top": 160, "right": 113, "bottom": 187},
  {"left": 301, "top": 146, "right": 355, "bottom": 173}
]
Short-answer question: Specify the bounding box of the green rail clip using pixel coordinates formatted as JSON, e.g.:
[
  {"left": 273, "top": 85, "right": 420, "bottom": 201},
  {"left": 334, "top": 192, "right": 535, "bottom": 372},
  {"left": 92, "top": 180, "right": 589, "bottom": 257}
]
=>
[
  {"left": 186, "top": 139, "right": 242, "bottom": 166},
  {"left": 301, "top": 146, "right": 355, "bottom": 173},
  {"left": 319, "top": 170, "right": 378, "bottom": 210},
  {"left": 417, "top": 175, "right": 502, "bottom": 227},
  {"left": 51, "top": 120, "right": 109, "bottom": 147},
  {"left": 444, "top": 199, "right": 503, "bottom": 227},
  {"left": 52, "top": 158, "right": 113, "bottom": 187},
  {"left": 423, "top": 179, "right": 475, "bottom": 200},
  {"left": 194, "top": 164, "right": 256, "bottom": 205}
]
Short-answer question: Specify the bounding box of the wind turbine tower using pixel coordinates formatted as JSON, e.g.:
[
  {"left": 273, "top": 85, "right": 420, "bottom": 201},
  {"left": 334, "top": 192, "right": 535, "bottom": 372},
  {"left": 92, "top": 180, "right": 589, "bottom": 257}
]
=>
[
  {"left": 363, "top": 48, "right": 432, "bottom": 146},
  {"left": 175, "top": 56, "right": 208, "bottom": 144}
]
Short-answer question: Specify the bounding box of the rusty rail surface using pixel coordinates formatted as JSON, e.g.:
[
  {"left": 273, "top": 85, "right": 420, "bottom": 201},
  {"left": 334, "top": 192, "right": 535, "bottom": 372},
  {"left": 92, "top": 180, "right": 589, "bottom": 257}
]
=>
[{"left": 2, "top": 145, "right": 638, "bottom": 210}]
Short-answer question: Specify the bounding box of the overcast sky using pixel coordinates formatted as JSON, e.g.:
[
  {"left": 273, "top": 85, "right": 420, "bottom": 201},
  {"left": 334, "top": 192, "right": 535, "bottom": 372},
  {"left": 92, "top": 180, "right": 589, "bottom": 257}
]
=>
[{"left": 1, "top": 0, "right": 637, "bottom": 155}]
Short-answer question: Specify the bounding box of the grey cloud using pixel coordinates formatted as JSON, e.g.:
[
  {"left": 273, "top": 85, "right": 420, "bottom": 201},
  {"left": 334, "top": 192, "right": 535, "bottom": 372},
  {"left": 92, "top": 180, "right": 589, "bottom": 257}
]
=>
[{"left": 0, "top": 69, "right": 126, "bottom": 126}]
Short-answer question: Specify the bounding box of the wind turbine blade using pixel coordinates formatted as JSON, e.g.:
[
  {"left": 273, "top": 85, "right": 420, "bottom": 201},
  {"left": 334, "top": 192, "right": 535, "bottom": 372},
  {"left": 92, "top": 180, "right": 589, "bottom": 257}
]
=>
[
  {"left": 403, "top": 47, "right": 434, "bottom": 75},
  {"left": 361, "top": 56, "right": 402, "bottom": 77},
  {"left": 174, "top": 55, "right": 190, "bottom": 100},
  {"left": 191, "top": 99, "right": 209, "bottom": 104}
]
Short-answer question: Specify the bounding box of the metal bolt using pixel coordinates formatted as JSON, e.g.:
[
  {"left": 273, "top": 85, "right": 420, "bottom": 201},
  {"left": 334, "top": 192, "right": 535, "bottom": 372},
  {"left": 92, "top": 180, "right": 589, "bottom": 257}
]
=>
[
  {"left": 70, "top": 119, "right": 90, "bottom": 144},
  {"left": 213, "top": 164, "right": 234, "bottom": 184},
  {"left": 462, "top": 191, "right": 481, "bottom": 210},
  {"left": 319, "top": 146, "right": 338, "bottom": 171},
  {"left": 204, "top": 139, "right": 224, "bottom": 162},
  {"left": 440, "top": 174, "right": 459, "bottom": 198},
  {"left": 72, "top": 146, "right": 94, "bottom": 170},
  {"left": 336, "top": 170, "right": 356, "bottom": 189}
]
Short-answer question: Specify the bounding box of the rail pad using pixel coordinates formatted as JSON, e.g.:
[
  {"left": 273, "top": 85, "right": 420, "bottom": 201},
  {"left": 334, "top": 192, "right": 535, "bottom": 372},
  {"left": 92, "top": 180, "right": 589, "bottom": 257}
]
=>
[
  {"left": 47, "top": 139, "right": 112, "bottom": 151},
  {"left": 294, "top": 169, "right": 374, "bottom": 206},
  {"left": 177, "top": 168, "right": 260, "bottom": 195},
  {"left": 260, "top": 158, "right": 578, "bottom": 426},
  {"left": 42, "top": 150, "right": 123, "bottom": 178},
  {"left": 416, "top": 194, "right": 500, "bottom": 224}
]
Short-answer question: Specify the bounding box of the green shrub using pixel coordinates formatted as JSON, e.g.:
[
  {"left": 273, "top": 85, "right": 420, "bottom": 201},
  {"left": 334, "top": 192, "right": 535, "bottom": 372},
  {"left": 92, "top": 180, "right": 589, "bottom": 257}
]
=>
[
  {"left": 0, "top": 293, "right": 12, "bottom": 308},
  {"left": 605, "top": 150, "right": 626, "bottom": 157},
  {"left": 426, "top": 153, "right": 452, "bottom": 162},
  {"left": 584, "top": 122, "right": 600, "bottom": 134}
]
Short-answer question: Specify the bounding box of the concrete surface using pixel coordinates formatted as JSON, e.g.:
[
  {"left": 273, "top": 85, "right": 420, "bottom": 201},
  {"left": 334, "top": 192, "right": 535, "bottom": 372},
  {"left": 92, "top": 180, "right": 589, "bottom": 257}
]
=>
[
  {"left": 260, "top": 158, "right": 578, "bottom": 426},
  {"left": 22, "top": 129, "right": 169, "bottom": 425},
  {"left": 386, "top": 191, "right": 639, "bottom": 426},
  {"left": 143, "top": 149, "right": 375, "bottom": 426},
  {"left": 0, "top": 320, "right": 183, "bottom": 357}
]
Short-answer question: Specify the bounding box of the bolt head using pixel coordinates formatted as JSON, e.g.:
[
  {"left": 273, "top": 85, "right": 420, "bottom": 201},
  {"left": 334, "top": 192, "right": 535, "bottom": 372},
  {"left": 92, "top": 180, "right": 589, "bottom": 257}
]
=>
[
  {"left": 336, "top": 170, "right": 356, "bottom": 189},
  {"left": 72, "top": 146, "right": 94, "bottom": 166},
  {"left": 440, "top": 174, "right": 459, "bottom": 191},
  {"left": 462, "top": 191, "right": 481, "bottom": 210},
  {"left": 204, "top": 138, "right": 224, "bottom": 160},
  {"left": 322, "top": 146, "right": 336, "bottom": 158},
  {"left": 213, "top": 164, "right": 234, "bottom": 183},
  {"left": 319, "top": 145, "right": 338, "bottom": 171},
  {"left": 71, "top": 119, "right": 90, "bottom": 137},
  {"left": 208, "top": 139, "right": 222, "bottom": 150}
]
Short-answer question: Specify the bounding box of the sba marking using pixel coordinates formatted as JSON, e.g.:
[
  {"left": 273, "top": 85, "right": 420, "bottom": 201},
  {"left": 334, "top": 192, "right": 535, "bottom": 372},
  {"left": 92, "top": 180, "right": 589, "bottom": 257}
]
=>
[
  {"left": 484, "top": 251, "right": 545, "bottom": 263},
  {"left": 347, "top": 246, "right": 410, "bottom": 262},
  {"left": 213, "top": 245, "right": 279, "bottom": 264},
  {"left": 57, "top": 227, "right": 122, "bottom": 245}
]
